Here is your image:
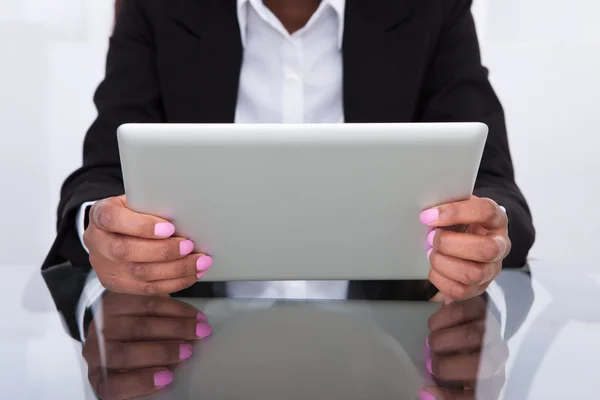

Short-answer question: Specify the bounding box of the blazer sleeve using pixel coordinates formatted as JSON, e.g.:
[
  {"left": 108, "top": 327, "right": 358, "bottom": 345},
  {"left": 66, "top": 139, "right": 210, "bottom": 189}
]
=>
[
  {"left": 416, "top": 0, "right": 535, "bottom": 268},
  {"left": 43, "top": 0, "right": 165, "bottom": 269}
]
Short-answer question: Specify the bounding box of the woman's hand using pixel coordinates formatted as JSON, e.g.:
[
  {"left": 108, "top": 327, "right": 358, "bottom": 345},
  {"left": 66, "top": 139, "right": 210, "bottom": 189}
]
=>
[
  {"left": 420, "top": 196, "right": 511, "bottom": 301},
  {"left": 84, "top": 195, "right": 213, "bottom": 295}
]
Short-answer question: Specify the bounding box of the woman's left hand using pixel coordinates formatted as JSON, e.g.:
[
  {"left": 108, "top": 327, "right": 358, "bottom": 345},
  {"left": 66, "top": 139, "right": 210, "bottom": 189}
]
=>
[{"left": 420, "top": 196, "right": 511, "bottom": 302}]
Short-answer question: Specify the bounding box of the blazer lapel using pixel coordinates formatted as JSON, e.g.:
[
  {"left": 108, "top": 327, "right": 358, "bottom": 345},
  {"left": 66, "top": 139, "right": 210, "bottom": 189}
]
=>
[
  {"left": 164, "top": 0, "right": 243, "bottom": 123},
  {"left": 343, "top": 0, "right": 422, "bottom": 123}
]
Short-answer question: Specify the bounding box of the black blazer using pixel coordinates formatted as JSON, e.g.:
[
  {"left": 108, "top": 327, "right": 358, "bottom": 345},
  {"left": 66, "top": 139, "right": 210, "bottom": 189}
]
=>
[{"left": 43, "top": 0, "right": 535, "bottom": 300}]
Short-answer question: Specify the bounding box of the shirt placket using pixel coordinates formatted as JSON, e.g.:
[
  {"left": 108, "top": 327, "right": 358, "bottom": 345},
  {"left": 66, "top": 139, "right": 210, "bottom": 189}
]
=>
[{"left": 282, "top": 36, "right": 304, "bottom": 124}]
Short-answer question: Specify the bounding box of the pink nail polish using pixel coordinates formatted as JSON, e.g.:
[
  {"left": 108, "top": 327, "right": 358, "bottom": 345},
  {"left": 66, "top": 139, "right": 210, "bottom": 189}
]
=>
[
  {"left": 196, "top": 256, "right": 213, "bottom": 271},
  {"left": 420, "top": 209, "right": 439, "bottom": 225},
  {"left": 427, "top": 248, "right": 433, "bottom": 261},
  {"left": 197, "top": 313, "right": 208, "bottom": 322},
  {"left": 196, "top": 323, "right": 212, "bottom": 338},
  {"left": 180, "top": 344, "right": 193, "bottom": 360},
  {"left": 426, "top": 358, "right": 433, "bottom": 374},
  {"left": 419, "top": 389, "right": 436, "bottom": 400},
  {"left": 179, "top": 240, "right": 194, "bottom": 256},
  {"left": 427, "top": 230, "right": 436, "bottom": 246},
  {"left": 155, "top": 222, "right": 175, "bottom": 237},
  {"left": 153, "top": 370, "right": 173, "bottom": 387}
]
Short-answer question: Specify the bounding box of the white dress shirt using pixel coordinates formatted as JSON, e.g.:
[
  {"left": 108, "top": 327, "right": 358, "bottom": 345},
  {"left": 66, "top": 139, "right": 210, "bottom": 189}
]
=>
[{"left": 76, "top": 0, "right": 348, "bottom": 338}]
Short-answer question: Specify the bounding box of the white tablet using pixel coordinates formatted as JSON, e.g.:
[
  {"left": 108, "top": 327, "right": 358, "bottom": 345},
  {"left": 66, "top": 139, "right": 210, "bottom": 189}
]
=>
[{"left": 117, "top": 123, "right": 487, "bottom": 281}]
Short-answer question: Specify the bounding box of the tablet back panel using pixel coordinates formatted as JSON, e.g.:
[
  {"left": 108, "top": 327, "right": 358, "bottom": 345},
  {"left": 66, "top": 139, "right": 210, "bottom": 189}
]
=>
[{"left": 118, "top": 123, "right": 487, "bottom": 281}]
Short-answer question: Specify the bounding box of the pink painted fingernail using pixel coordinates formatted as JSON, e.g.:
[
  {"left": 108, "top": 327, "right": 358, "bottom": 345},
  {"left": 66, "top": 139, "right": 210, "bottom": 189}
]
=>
[
  {"left": 427, "top": 230, "right": 436, "bottom": 246},
  {"left": 427, "top": 248, "right": 433, "bottom": 261},
  {"left": 420, "top": 209, "right": 439, "bottom": 225},
  {"left": 179, "top": 344, "right": 193, "bottom": 360},
  {"left": 426, "top": 358, "right": 433, "bottom": 374},
  {"left": 155, "top": 222, "right": 176, "bottom": 237},
  {"left": 179, "top": 240, "right": 194, "bottom": 256},
  {"left": 153, "top": 370, "right": 173, "bottom": 387},
  {"left": 197, "top": 313, "right": 208, "bottom": 322},
  {"left": 196, "top": 323, "right": 212, "bottom": 338},
  {"left": 419, "top": 389, "right": 436, "bottom": 400},
  {"left": 196, "top": 256, "right": 213, "bottom": 271}
]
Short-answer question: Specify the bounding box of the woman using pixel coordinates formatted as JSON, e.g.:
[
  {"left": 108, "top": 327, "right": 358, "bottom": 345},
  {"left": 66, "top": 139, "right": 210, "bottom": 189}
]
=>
[{"left": 44, "top": 0, "right": 535, "bottom": 302}]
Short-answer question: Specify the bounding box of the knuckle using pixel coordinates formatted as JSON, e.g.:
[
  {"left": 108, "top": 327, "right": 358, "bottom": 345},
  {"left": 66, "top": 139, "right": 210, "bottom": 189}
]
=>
[
  {"left": 98, "top": 275, "right": 117, "bottom": 292},
  {"left": 450, "top": 302, "right": 468, "bottom": 322},
  {"left": 127, "top": 318, "right": 150, "bottom": 339},
  {"left": 92, "top": 201, "right": 115, "bottom": 231},
  {"left": 477, "top": 238, "right": 502, "bottom": 262},
  {"left": 450, "top": 283, "right": 468, "bottom": 299},
  {"left": 466, "top": 322, "right": 485, "bottom": 347},
  {"left": 82, "top": 227, "right": 93, "bottom": 248},
  {"left": 141, "top": 282, "right": 158, "bottom": 296},
  {"left": 127, "top": 262, "right": 147, "bottom": 280},
  {"left": 156, "top": 344, "right": 176, "bottom": 363},
  {"left": 107, "top": 238, "right": 129, "bottom": 260},
  {"left": 157, "top": 243, "right": 172, "bottom": 262},
  {"left": 479, "top": 199, "right": 498, "bottom": 222},
  {"left": 104, "top": 342, "right": 126, "bottom": 367},
  {"left": 175, "top": 257, "right": 192, "bottom": 276},
  {"left": 464, "top": 265, "right": 486, "bottom": 285},
  {"left": 142, "top": 297, "right": 158, "bottom": 312}
]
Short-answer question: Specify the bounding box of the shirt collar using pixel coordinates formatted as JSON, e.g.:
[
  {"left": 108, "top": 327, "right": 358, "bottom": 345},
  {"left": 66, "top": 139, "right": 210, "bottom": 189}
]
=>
[{"left": 237, "top": 0, "right": 346, "bottom": 49}]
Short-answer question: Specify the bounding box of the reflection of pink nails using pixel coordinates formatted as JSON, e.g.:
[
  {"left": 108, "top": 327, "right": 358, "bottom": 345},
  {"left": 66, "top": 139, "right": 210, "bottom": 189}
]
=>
[
  {"left": 427, "top": 230, "right": 436, "bottom": 246},
  {"left": 154, "top": 370, "right": 173, "bottom": 387},
  {"left": 420, "top": 209, "right": 438, "bottom": 225},
  {"left": 426, "top": 358, "right": 433, "bottom": 374},
  {"left": 197, "top": 313, "right": 208, "bottom": 322},
  {"left": 419, "top": 389, "right": 435, "bottom": 400},
  {"left": 155, "top": 222, "right": 176, "bottom": 237},
  {"left": 180, "top": 344, "right": 193, "bottom": 360},
  {"left": 180, "top": 240, "right": 194, "bottom": 256},
  {"left": 427, "top": 248, "right": 433, "bottom": 261},
  {"left": 196, "top": 323, "right": 212, "bottom": 338},
  {"left": 196, "top": 256, "right": 213, "bottom": 271}
]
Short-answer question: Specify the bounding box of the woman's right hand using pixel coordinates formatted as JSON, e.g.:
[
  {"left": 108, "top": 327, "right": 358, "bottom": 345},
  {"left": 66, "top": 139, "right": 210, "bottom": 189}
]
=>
[{"left": 83, "top": 195, "right": 213, "bottom": 295}]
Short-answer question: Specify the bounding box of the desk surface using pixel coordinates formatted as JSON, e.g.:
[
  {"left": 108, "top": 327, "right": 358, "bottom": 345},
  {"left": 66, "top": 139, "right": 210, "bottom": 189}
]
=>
[{"left": 2, "top": 260, "right": 600, "bottom": 400}]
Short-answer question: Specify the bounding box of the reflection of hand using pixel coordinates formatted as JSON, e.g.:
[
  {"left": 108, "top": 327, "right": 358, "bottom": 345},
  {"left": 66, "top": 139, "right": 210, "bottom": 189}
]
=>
[
  {"left": 420, "top": 196, "right": 510, "bottom": 302},
  {"left": 419, "top": 296, "right": 508, "bottom": 400},
  {"left": 82, "top": 293, "right": 212, "bottom": 400}
]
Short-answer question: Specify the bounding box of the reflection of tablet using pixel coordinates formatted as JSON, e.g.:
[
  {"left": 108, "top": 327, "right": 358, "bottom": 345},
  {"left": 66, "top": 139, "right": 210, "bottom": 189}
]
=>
[
  {"left": 118, "top": 123, "right": 487, "bottom": 281},
  {"left": 146, "top": 299, "right": 441, "bottom": 400}
]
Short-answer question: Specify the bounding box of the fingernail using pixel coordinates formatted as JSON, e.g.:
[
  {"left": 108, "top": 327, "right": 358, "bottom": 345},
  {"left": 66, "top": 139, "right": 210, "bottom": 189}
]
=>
[
  {"left": 196, "top": 323, "right": 212, "bottom": 338},
  {"left": 153, "top": 370, "right": 173, "bottom": 387},
  {"left": 419, "top": 389, "right": 436, "bottom": 400},
  {"left": 425, "top": 337, "right": 430, "bottom": 349},
  {"left": 420, "top": 209, "right": 439, "bottom": 225},
  {"left": 179, "top": 343, "right": 193, "bottom": 360},
  {"left": 427, "top": 230, "right": 436, "bottom": 246},
  {"left": 426, "top": 358, "right": 433, "bottom": 374},
  {"left": 155, "top": 222, "right": 176, "bottom": 237},
  {"left": 179, "top": 240, "right": 194, "bottom": 256},
  {"left": 197, "top": 313, "right": 208, "bottom": 322},
  {"left": 427, "top": 248, "right": 433, "bottom": 261},
  {"left": 196, "top": 256, "right": 213, "bottom": 271}
]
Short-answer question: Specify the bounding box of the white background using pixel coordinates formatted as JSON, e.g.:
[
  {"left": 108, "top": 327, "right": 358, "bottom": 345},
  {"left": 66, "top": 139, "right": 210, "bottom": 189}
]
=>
[{"left": 1, "top": 0, "right": 599, "bottom": 269}]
